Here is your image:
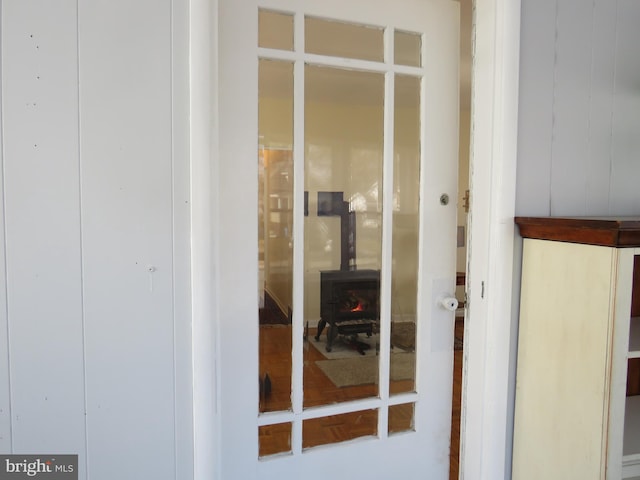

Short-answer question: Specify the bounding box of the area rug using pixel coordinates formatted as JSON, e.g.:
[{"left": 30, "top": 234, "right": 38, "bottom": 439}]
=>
[
  {"left": 392, "top": 321, "right": 464, "bottom": 351},
  {"left": 310, "top": 322, "right": 462, "bottom": 362},
  {"left": 316, "top": 353, "right": 415, "bottom": 387},
  {"left": 391, "top": 322, "right": 416, "bottom": 351}
]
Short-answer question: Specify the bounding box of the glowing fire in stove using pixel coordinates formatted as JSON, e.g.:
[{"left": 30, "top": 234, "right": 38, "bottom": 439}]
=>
[
  {"left": 350, "top": 302, "right": 365, "bottom": 312},
  {"left": 341, "top": 290, "right": 370, "bottom": 313}
]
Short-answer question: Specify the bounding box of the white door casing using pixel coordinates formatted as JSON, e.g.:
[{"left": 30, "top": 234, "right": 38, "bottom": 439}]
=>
[{"left": 190, "top": 1, "right": 523, "bottom": 479}]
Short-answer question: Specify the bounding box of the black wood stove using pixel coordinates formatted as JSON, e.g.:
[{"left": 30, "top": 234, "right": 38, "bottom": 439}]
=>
[
  {"left": 312, "top": 192, "right": 381, "bottom": 352},
  {"left": 315, "top": 269, "right": 380, "bottom": 351}
]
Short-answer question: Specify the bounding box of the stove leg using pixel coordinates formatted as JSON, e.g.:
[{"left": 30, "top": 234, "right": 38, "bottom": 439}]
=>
[
  {"left": 315, "top": 319, "right": 327, "bottom": 341},
  {"left": 326, "top": 324, "right": 338, "bottom": 352}
]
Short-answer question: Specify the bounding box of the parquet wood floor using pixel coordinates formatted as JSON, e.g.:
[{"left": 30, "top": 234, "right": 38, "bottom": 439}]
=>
[{"left": 258, "top": 320, "right": 463, "bottom": 480}]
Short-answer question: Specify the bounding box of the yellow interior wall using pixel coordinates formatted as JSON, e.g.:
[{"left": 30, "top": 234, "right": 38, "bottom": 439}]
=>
[{"left": 260, "top": 96, "right": 421, "bottom": 323}]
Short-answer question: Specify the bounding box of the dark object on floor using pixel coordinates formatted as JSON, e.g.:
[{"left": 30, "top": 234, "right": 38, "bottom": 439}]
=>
[
  {"left": 263, "top": 373, "right": 272, "bottom": 398},
  {"left": 259, "top": 373, "right": 273, "bottom": 412},
  {"left": 343, "top": 335, "right": 371, "bottom": 355}
]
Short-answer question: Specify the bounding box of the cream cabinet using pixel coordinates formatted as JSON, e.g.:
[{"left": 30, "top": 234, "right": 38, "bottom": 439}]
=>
[{"left": 513, "top": 217, "right": 640, "bottom": 480}]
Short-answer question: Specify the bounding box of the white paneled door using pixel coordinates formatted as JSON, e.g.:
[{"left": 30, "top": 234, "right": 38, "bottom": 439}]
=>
[{"left": 216, "top": 0, "right": 459, "bottom": 478}]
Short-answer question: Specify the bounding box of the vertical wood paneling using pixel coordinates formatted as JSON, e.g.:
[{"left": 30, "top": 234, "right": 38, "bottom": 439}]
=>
[
  {"left": 0, "top": 2, "right": 191, "bottom": 478},
  {"left": 610, "top": 0, "right": 640, "bottom": 215},
  {"left": 0, "top": 5, "right": 11, "bottom": 452},
  {"left": 515, "top": 0, "right": 556, "bottom": 216},
  {"left": 78, "top": 1, "right": 176, "bottom": 478},
  {"left": 517, "top": 0, "right": 640, "bottom": 217},
  {"left": 1, "top": 0, "right": 87, "bottom": 466},
  {"left": 549, "top": 0, "right": 593, "bottom": 215},
  {"left": 585, "top": 0, "right": 617, "bottom": 215}
]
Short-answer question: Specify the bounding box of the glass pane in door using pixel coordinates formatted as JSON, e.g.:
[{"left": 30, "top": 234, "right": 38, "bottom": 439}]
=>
[
  {"left": 388, "top": 402, "right": 415, "bottom": 434},
  {"left": 258, "top": 59, "right": 294, "bottom": 413},
  {"left": 305, "top": 17, "right": 384, "bottom": 62},
  {"left": 390, "top": 74, "right": 420, "bottom": 395},
  {"left": 259, "top": 9, "right": 294, "bottom": 51},
  {"left": 394, "top": 30, "right": 422, "bottom": 67},
  {"left": 259, "top": 422, "right": 292, "bottom": 457},
  {"left": 302, "top": 409, "right": 378, "bottom": 449},
  {"left": 303, "top": 65, "right": 384, "bottom": 408}
]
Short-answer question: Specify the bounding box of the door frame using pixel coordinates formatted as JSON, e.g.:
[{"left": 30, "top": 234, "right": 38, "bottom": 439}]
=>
[
  {"left": 460, "top": 1, "right": 521, "bottom": 479},
  {"left": 189, "top": 0, "right": 522, "bottom": 479}
]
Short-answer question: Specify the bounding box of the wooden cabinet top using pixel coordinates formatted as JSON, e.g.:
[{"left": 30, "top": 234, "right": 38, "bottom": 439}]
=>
[{"left": 515, "top": 216, "right": 640, "bottom": 247}]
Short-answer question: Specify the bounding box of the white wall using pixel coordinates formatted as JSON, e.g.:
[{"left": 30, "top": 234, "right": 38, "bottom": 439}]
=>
[
  {"left": 0, "top": 2, "right": 192, "bottom": 479},
  {"left": 516, "top": 0, "right": 640, "bottom": 216}
]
